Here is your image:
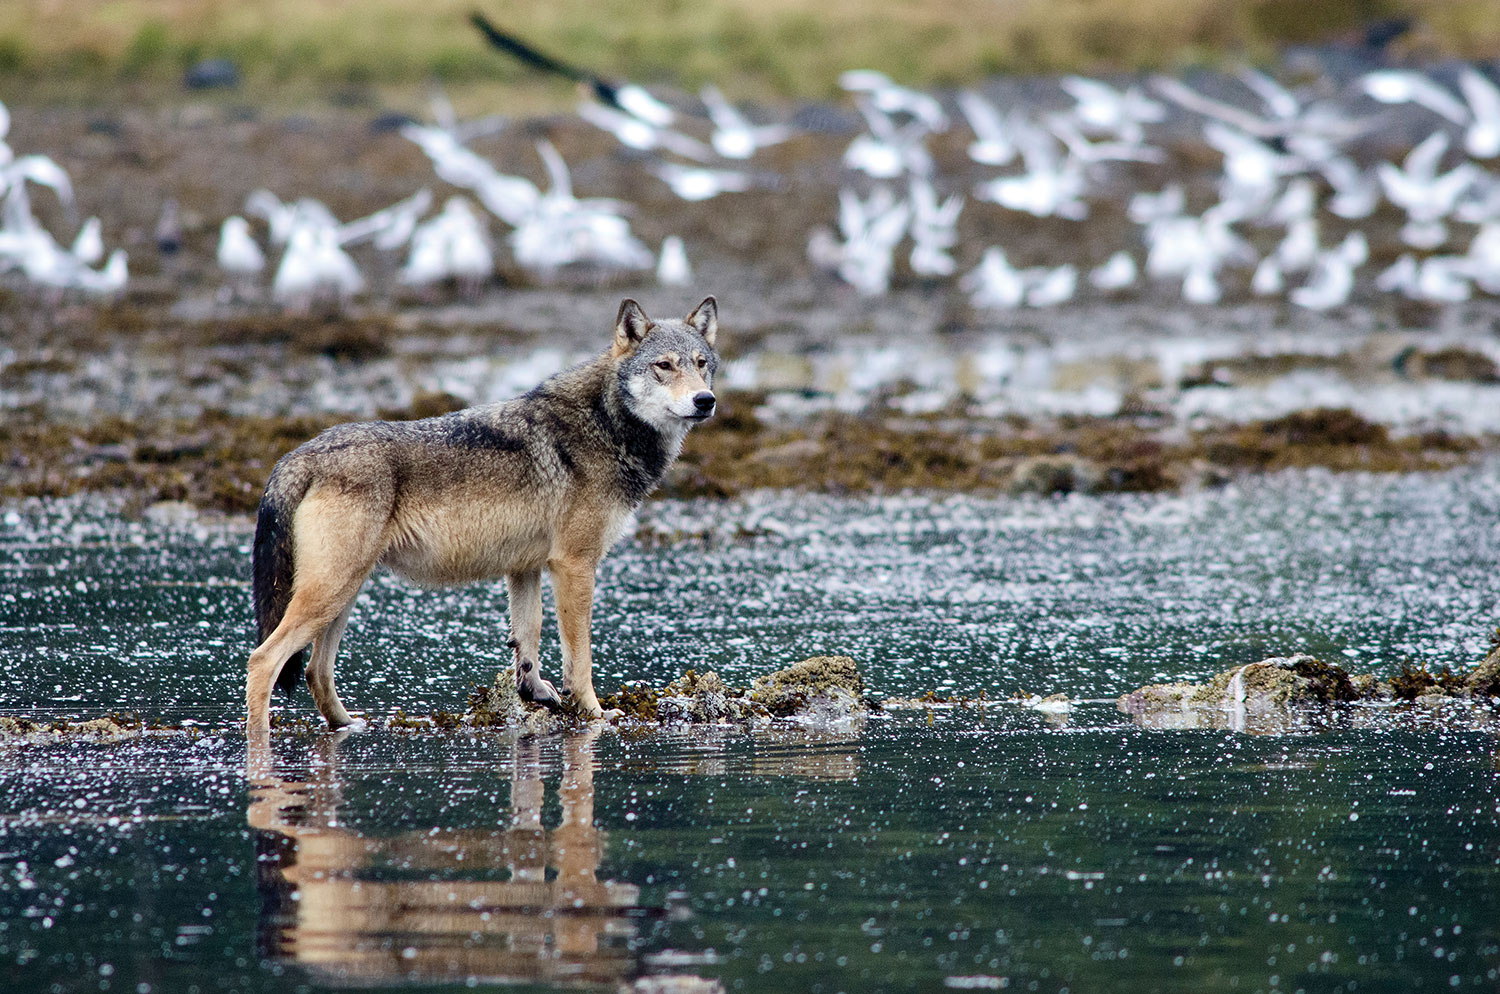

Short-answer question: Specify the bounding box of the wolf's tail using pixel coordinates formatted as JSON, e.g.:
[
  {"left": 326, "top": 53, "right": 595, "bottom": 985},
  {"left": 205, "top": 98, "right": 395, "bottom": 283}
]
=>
[{"left": 252, "top": 487, "right": 305, "bottom": 697}]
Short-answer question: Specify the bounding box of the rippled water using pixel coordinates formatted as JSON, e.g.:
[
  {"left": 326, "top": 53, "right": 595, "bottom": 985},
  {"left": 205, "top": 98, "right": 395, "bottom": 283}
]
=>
[{"left": 2, "top": 465, "right": 1499, "bottom": 992}]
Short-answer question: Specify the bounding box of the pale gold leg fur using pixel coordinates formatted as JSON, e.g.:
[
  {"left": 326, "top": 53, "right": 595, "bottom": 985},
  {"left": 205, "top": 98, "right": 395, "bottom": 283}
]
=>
[
  {"left": 245, "top": 487, "right": 388, "bottom": 733},
  {"left": 549, "top": 558, "right": 602, "bottom": 718},
  {"left": 306, "top": 597, "right": 361, "bottom": 729}
]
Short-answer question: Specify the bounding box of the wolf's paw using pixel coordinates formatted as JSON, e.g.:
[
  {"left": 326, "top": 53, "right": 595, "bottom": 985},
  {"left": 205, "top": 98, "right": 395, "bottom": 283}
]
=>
[
  {"left": 332, "top": 717, "right": 369, "bottom": 733},
  {"left": 600, "top": 708, "right": 624, "bottom": 723},
  {"left": 515, "top": 658, "right": 563, "bottom": 708}
]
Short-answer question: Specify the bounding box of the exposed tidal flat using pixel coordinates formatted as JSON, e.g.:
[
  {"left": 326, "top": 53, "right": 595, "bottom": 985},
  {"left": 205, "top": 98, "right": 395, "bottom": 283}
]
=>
[{"left": 2, "top": 462, "right": 1499, "bottom": 991}]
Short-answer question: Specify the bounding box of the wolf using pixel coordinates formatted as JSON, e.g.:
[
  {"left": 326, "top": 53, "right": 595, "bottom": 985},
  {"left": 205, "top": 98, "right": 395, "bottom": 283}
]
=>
[{"left": 246, "top": 296, "right": 719, "bottom": 733}]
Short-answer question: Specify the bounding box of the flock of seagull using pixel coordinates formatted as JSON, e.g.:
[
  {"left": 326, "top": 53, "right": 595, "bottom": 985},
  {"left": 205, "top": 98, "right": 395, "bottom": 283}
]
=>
[
  {"left": 811, "top": 63, "right": 1500, "bottom": 310},
  {"left": 0, "top": 100, "right": 128, "bottom": 297},
  {"left": 10, "top": 54, "right": 1500, "bottom": 313}
]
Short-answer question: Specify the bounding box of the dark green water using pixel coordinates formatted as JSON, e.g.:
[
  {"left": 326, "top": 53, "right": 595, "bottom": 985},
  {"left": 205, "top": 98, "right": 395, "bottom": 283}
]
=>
[{"left": 2, "top": 466, "right": 1499, "bottom": 993}]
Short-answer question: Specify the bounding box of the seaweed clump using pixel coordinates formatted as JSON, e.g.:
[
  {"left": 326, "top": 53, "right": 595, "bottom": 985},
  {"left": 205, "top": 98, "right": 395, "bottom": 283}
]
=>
[
  {"left": 1390, "top": 661, "right": 1468, "bottom": 700},
  {"left": 600, "top": 683, "right": 663, "bottom": 722},
  {"left": 1283, "top": 655, "right": 1360, "bottom": 703}
]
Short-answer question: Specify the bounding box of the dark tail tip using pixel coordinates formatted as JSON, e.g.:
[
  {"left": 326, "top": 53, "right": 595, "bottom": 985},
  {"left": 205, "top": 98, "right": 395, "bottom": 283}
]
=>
[
  {"left": 274, "top": 650, "right": 307, "bottom": 698},
  {"left": 253, "top": 495, "right": 305, "bottom": 699}
]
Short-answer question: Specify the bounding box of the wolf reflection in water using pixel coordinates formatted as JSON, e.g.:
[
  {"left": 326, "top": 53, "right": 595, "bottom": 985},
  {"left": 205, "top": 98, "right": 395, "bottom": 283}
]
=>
[{"left": 247, "top": 729, "right": 654, "bottom": 987}]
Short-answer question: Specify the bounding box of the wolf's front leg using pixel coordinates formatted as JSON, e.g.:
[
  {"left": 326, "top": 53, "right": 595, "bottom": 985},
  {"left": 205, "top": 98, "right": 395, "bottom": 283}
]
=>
[
  {"left": 507, "top": 570, "right": 561, "bottom": 707},
  {"left": 549, "top": 559, "right": 604, "bottom": 718}
]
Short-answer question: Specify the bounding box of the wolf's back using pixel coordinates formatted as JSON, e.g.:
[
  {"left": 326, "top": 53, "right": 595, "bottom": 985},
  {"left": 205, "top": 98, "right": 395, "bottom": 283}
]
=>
[{"left": 252, "top": 467, "right": 308, "bottom": 697}]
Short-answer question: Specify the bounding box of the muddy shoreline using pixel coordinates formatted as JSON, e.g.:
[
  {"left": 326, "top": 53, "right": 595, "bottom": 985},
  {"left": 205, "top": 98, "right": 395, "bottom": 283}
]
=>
[{"left": 4, "top": 389, "right": 1491, "bottom": 512}]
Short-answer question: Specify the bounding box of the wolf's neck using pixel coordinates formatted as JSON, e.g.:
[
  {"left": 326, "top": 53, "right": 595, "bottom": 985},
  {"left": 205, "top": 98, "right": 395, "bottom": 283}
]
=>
[{"left": 596, "top": 375, "right": 680, "bottom": 503}]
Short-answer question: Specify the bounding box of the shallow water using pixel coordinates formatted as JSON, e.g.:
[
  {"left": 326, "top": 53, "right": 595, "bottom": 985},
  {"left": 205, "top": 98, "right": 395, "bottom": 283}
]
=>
[{"left": 2, "top": 466, "right": 1500, "bottom": 992}]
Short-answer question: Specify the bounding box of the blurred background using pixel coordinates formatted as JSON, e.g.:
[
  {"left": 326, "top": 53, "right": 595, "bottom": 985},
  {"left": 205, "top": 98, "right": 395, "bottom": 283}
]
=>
[
  {"left": 6, "top": 0, "right": 1499, "bottom": 107},
  {"left": 5, "top": 0, "right": 1500, "bottom": 512}
]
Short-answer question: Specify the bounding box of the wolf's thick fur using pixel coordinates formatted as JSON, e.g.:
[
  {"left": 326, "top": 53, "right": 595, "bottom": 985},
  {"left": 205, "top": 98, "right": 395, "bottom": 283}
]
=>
[{"left": 247, "top": 297, "right": 720, "bottom": 733}]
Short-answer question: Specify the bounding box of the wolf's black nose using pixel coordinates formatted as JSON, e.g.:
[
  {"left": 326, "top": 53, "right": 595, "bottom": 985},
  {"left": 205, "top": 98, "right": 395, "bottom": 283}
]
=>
[{"left": 692, "top": 391, "right": 716, "bottom": 414}]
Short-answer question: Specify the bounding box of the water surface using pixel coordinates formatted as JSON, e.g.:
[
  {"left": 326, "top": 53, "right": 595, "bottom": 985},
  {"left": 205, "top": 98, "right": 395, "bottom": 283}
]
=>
[{"left": 2, "top": 466, "right": 1499, "bottom": 992}]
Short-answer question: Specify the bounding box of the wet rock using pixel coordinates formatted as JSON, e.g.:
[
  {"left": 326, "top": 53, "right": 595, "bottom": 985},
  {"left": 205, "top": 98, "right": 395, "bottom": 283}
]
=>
[
  {"left": 625, "top": 976, "right": 726, "bottom": 994},
  {"left": 1199, "top": 654, "right": 1359, "bottom": 706},
  {"left": 1466, "top": 642, "right": 1500, "bottom": 697},
  {"left": 749, "top": 655, "right": 864, "bottom": 718},
  {"left": 0, "top": 715, "right": 143, "bottom": 743},
  {"left": 464, "top": 671, "right": 526, "bottom": 727},
  {"left": 1026, "top": 692, "right": 1074, "bottom": 714},
  {"left": 142, "top": 500, "right": 200, "bottom": 528},
  {"left": 451, "top": 656, "right": 872, "bottom": 731},
  {"left": 1120, "top": 654, "right": 1362, "bottom": 721},
  {"left": 1393, "top": 346, "right": 1500, "bottom": 383},
  {"left": 1117, "top": 682, "right": 1198, "bottom": 714},
  {"left": 655, "top": 670, "right": 762, "bottom": 724},
  {"left": 1119, "top": 647, "right": 1500, "bottom": 731}
]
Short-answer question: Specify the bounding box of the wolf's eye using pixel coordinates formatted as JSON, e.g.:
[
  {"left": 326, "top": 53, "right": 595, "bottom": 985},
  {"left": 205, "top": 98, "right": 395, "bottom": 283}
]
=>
[
  {"left": 654, "top": 359, "right": 673, "bottom": 371},
  {"left": 695, "top": 356, "right": 707, "bottom": 367}
]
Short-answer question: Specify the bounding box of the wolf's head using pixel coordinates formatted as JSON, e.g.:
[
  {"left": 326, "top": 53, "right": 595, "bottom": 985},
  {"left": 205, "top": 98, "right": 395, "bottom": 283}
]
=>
[{"left": 613, "top": 296, "right": 721, "bottom": 431}]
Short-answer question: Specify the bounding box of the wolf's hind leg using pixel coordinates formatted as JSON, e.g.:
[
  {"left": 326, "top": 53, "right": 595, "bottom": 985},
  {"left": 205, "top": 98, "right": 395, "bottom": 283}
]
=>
[
  {"left": 246, "top": 486, "right": 389, "bottom": 734},
  {"left": 507, "top": 570, "right": 560, "bottom": 707},
  {"left": 306, "top": 594, "right": 363, "bottom": 730},
  {"left": 246, "top": 598, "right": 343, "bottom": 734}
]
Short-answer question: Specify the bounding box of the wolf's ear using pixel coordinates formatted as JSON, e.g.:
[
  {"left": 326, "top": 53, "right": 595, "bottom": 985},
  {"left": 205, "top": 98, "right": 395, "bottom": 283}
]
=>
[
  {"left": 614, "top": 298, "right": 653, "bottom": 353},
  {"left": 685, "top": 296, "right": 717, "bottom": 346}
]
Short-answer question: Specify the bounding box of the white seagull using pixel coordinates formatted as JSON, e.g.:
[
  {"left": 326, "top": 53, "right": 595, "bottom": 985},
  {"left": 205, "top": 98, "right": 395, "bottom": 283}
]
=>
[
  {"left": 961, "top": 247, "right": 1026, "bottom": 309},
  {"left": 1361, "top": 69, "right": 1471, "bottom": 125},
  {"left": 69, "top": 217, "right": 103, "bottom": 266},
  {"left": 839, "top": 70, "right": 948, "bottom": 131},
  {"left": 1376, "top": 131, "right": 1477, "bottom": 248},
  {"left": 577, "top": 101, "right": 712, "bottom": 161},
  {"left": 844, "top": 97, "right": 935, "bottom": 178},
  {"left": 1059, "top": 76, "right": 1166, "bottom": 144},
  {"left": 907, "top": 176, "right": 963, "bottom": 277},
  {"left": 657, "top": 235, "right": 692, "bottom": 286},
  {"left": 957, "top": 90, "right": 1017, "bottom": 166},
  {"left": 216, "top": 215, "right": 265, "bottom": 299},
  {"left": 1458, "top": 67, "right": 1500, "bottom": 158},
  {"left": 1289, "top": 232, "right": 1366, "bottom": 311},
  {"left": 1089, "top": 250, "right": 1138, "bottom": 291},
  {"left": 649, "top": 161, "right": 753, "bottom": 201},
  {"left": 821, "top": 185, "right": 912, "bottom": 296},
  {"left": 700, "top": 85, "right": 796, "bottom": 159}
]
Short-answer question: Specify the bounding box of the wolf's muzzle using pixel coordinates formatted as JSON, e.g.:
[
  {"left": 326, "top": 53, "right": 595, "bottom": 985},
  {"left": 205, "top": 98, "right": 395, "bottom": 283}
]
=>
[{"left": 691, "top": 391, "right": 716, "bottom": 417}]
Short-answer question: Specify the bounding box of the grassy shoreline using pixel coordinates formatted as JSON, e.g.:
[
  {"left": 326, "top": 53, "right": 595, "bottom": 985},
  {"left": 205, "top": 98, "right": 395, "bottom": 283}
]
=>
[{"left": 4, "top": 1, "right": 1500, "bottom": 108}]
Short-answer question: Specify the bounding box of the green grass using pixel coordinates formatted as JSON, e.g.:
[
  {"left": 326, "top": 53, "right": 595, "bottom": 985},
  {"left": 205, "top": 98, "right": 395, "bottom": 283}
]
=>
[{"left": 3, "top": 0, "right": 1500, "bottom": 107}]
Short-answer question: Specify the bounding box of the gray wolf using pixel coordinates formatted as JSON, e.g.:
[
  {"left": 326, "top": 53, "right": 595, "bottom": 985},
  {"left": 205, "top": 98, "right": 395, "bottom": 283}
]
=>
[{"left": 246, "top": 296, "right": 719, "bottom": 733}]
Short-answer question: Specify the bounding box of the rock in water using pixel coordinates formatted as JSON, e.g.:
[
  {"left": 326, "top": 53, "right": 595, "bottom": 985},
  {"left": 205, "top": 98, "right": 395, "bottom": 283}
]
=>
[
  {"left": 1119, "top": 654, "right": 1359, "bottom": 719},
  {"left": 1467, "top": 642, "right": 1500, "bottom": 697},
  {"left": 465, "top": 671, "right": 526, "bottom": 727},
  {"left": 750, "top": 655, "right": 865, "bottom": 718},
  {"left": 656, "top": 670, "right": 760, "bottom": 723}
]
